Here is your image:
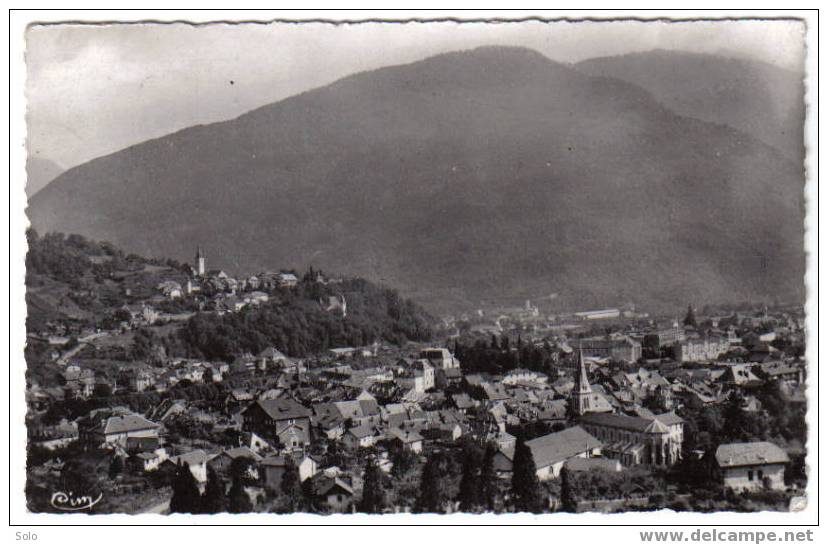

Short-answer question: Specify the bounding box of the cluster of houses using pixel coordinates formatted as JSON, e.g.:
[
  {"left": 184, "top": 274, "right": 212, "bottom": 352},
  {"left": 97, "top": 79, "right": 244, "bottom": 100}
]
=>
[
  {"left": 26, "top": 249, "right": 806, "bottom": 511},
  {"left": 27, "top": 320, "right": 805, "bottom": 512}
]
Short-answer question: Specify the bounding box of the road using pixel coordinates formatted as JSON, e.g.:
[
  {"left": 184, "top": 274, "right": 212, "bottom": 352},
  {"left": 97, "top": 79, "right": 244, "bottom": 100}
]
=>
[{"left": 56, "top": 331, "right": 112, "bottom": 365}]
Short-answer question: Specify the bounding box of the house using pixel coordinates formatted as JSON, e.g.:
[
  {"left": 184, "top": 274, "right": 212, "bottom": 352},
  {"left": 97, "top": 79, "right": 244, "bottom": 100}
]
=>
[
  {"left": 129, "top": 369, "right": 155, "bottom": 392},
  {"left": 258, "top": 346, "right": 288, "bottom": 368},
  {"left": 715, "top": 442, "right": 789, "bottom": 491},
  {"left": 230, "top": 355, "right": 259, "bottom": 375},
  {"left": 395, "top": 360, "right": 435, "bottom": 393},
  {"left": 344, "top": 425, "right": 381, "bottom": 450},
  {"left": 386, "top": 427, "right": 424, "bottom": 453},
  {"left": 493, "top": 426, "right": 603, "bottom": 481},
  {"left": 241, "top": 398, "right": 312, "bottom": 448},
  {"left": 207, "top": 446, "right": 263, "bottom": 476},
  {"left": 450, "top": 393, "right": 477, "bottom": 413},
  {"left": 312, "top": 402, "right": 346, "bottom": 440},
  {"left": 262, "top": 454, "right": 319, "bottom": 490},
  {"left": 309, "top": 474, "right": 355, "bottom": 513},
  {"left": 435, "top": 367, "right": 464, "bottom": 388},
  {"left": 333, "top": 399, "right": 382, "bottom": 428},
  {"left": 245, "top": 291, "right": 270, "bottom": 305},
  {"left": 718, "top": 364, "right": 762, "bottom": 387},
  {"left": 132, "top": 448, "right": 168, "bottom": 472},
  {"left": 419, "top": 347, "right": 461, "bottom": 370},
  {"left": 758, "top": 362, "right": 804, "bottom": 385},
  {"left": 163, "top": 449, "right": 209, "bottom": 484},
  {"left": 277, "top": 272, "right": 299, "bottom": 288},
  {"left": 225, "top": 388, "right": 254, "bottom": 412},
  {"left": 156, "top": 280, "right": 183, "bottom": 299},
  {"left": 78, "top": 407, "right": 161, "bottom": 448}
]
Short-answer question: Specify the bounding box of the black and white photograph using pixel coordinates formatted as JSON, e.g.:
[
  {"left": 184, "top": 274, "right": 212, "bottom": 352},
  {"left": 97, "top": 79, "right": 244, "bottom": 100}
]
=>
[{"left": 8, "top": 9, "right": 819, "bottom": 528}]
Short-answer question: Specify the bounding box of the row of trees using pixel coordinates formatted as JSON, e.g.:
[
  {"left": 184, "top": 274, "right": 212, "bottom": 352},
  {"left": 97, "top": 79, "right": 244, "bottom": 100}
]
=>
[
  {"left": 169, "top": 455, "right": 305, "bottom": 514},
  {"left": 407, "top": 437, "right": 546, "bottom": 514},
  {"left": 453, "top": 336, "right": 557, "bottom": 375}
]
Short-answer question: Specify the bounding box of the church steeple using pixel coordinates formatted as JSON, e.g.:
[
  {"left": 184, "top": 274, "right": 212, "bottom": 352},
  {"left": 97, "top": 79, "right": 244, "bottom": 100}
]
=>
[
  {"left": 571, "top": 347, "right": 593, "bottom": 416},
  {"left": 195, "top": 246, "right": 206, "bottom": 276}
]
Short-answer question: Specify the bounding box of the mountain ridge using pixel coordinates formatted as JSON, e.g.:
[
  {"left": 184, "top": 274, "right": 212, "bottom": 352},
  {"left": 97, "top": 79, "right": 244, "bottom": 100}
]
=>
[{"left": 28, "top": 46, "right": 806, "bottom": 314}]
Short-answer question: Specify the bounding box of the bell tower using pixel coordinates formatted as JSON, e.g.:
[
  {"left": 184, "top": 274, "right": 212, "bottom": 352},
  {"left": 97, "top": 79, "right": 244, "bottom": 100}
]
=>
[
  {"left": 195, "top": 246, "right": 206, "bottom": 276},
  {"left": 570, "top": 348, "right": 593, "bottom": 416}
]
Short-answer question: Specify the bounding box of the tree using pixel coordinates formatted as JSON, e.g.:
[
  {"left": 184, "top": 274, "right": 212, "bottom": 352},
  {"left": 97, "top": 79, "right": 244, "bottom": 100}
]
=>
[
  {"left": 559, "top": 466, "right": 578, "bottom": 512},
  {"left": 357, "top": 457, "right": 386, "bottom": 513},
  {"left": 389, "top": 439, "right": 417, "bottom": 477},
  {"left": 108, "top": 455, "right": 123, "bottom": 479},
  {"left": 280, "top": 456, "right": 301, "bottom": 511},
  {"left": 201, "top": 466, "right": 227, "bottom": 514},
  {"left": 93, "top": 383, "right": 113, "bottom": 399},
  {"left": 479, "top": 442, "right": 498, "bottom": 511},
  {"left": 227, "top": 478, "right": 253, "bottom": 513},
  {"left": 683, "top": 305, "right": 697, "bottom": 328},
  {"left": 415, "top": 451, "right": 450, "bottom": 513},
  {"left": 457, "top": 442, "right": 485, "bottom": 512},
  {"left": 722, "top": 390, "right": 758, "bottom": 442},
  {"left": 228, "top": 456, "right": 257, "bottom": 485},
  {"left": 169, "top": 462, "right": 201, "bottom": 514},
  {"left": 511, "top": 436, "right": 543, "bottom": 513}
]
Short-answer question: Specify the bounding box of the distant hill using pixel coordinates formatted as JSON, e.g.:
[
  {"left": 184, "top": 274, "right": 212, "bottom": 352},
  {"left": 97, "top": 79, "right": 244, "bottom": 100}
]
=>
[
  {"left": 28, "top": 46, "right": 805, "bottom": 314},
  {"left": 25, "top": 231, "right": 434, "bottom": 358},
  {"left": 575, "top": 49, "right": 805, "bottom": 163},
  {"left": 26, "top": 156, "right": 64, "bottom": 198}
]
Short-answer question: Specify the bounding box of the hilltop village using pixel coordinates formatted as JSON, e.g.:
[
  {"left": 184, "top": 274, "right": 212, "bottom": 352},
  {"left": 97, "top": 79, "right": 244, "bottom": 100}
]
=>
[{"left": 25, "top": 232, "right": 807, "bottom": 514}]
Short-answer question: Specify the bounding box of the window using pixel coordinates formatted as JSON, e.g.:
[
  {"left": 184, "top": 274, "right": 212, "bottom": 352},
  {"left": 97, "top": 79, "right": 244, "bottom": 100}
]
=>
[
  {"left": 758, "top": 470, "right": 764, "bottom": 481},
  {"left": 748, "top": 470, "right": 754, "bottom": 481}
]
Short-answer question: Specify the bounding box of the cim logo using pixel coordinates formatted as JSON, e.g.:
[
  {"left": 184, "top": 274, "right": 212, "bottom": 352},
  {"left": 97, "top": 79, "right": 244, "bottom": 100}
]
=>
[{"left": 50, "top": 490, "right": 103, "bottom": 512}]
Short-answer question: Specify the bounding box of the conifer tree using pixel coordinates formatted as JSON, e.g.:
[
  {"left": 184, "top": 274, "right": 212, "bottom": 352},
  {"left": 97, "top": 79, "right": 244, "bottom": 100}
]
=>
[
  {"left": 227, "top": 477, "right": 253, "bottom": 513},
  {"left": 108, "top": 455, "right": 123, "bottom": 479},
  {"left": 169, "top": 462, "right": 201, "bottom": 514},
  {"left": 559, "top": 465, "right": 578, "bottom": 513},
  {"left": 281, "top": 456, "right": 301, "bottom": 511},
  {"left": 480, "top": 442, "right": 498, "bottom": 511},
  {"left": 510, "top": 436, "right": 543, "bottom": 513},
  {"left": 415, "top": 451, "right": 449, "bottom": 513},
  {"left": 201, "top": 466, "right": 227, "bottom": 514},
  {"left": 357, "top": 457, "right": 386, "bottom": 513},
  {"left": 457, "top": 443, "right": 483, "bottom": 512}
]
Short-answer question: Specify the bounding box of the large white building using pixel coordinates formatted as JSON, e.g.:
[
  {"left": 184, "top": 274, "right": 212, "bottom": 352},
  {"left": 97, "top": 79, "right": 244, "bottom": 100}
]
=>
[{"left": 674, "top": 336, "right": 730, "bottom": 363}]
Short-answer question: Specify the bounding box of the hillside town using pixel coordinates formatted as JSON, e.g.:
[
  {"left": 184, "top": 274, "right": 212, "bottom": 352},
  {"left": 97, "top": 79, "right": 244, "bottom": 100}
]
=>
[{"left": 24, "top": 233, "right": 808, "bottom": 515}]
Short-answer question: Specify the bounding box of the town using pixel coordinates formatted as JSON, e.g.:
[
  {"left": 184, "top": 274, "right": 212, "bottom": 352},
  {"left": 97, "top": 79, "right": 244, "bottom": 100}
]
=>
[{"left": 25, "top": 231, "right": 807, "bottom": 514}]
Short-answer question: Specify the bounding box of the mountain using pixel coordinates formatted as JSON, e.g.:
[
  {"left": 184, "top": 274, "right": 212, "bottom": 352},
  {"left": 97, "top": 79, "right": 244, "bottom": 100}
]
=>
[
  {"left": 575, "top": 49, "right": 805, "bottom": 163},
  {"left": 27, "top": 46, "right": 805, "bottom": 313},
  {"left": 26, "top": 156, "right": 64, "bottom": 198}
]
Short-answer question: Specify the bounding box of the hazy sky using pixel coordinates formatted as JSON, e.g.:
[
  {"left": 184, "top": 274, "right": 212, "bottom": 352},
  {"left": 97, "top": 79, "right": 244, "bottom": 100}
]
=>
[{"left": 26, "top": 19, "right": 806, "bottom": 170}]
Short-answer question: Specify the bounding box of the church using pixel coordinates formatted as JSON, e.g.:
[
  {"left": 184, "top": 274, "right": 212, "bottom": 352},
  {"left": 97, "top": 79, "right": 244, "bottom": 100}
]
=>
[{"left": 570, "top": 349, "right": 684, "bottom": 467}]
